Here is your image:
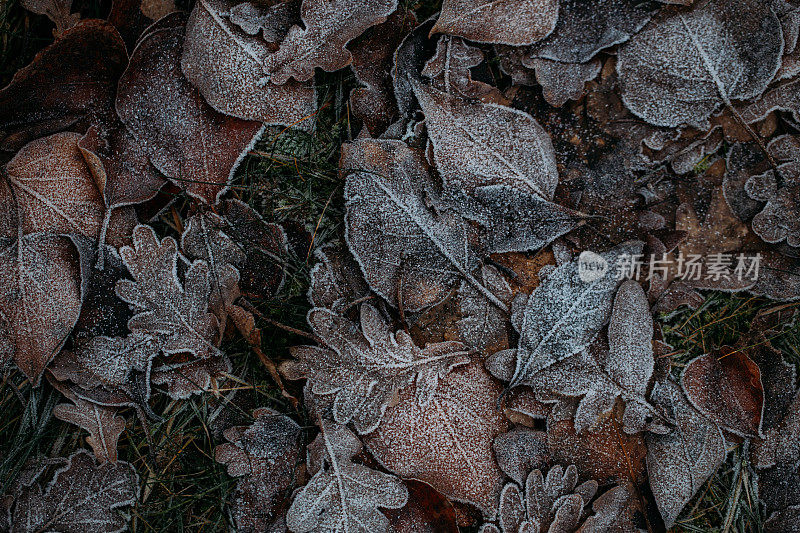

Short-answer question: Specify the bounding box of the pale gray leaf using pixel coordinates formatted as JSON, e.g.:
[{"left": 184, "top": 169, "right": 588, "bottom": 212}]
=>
[
  {"left": 414, "top": 82, "right": 558, "bottom": 199},
  {"left": 457, "top": 264, "right": 513, "bottom": 354},
  {"left": 645, "top": 379, "right": 725, "bottom": 528},
  {"left": 432, "top": 0, "right": 558, "bottom": 45},
  {"left": 286, "top": 422, "right": 408, "bottom": 533},
  {"left": 618, "top": 0, "right": 783, "bottom": 128},
  {"left": 528, "top": 58, "right": 602, "bottom": 107}
]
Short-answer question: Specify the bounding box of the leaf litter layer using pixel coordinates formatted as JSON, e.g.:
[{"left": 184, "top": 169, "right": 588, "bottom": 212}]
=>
[{"left": 2, "top": 0, "right": 800, "bottom": 532}]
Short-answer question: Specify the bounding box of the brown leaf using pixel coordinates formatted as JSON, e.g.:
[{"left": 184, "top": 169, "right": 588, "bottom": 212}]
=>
[
  {"left": 493, "top": 427, "right": 549, "bottom": 486},
  {"left": 0, "top": 20, "right": 127, "bottom": 152},
  {"left": 53, "top": 399, "right": 126, "bottom": 463},
  {"left": 0, "top": 234, "right": 82, "bottom": 383},
  {"left": 308, "top": 242, "right": 371, "bottom": 315},
  {"left": 528, "top": 58, "right": 602, "bottom": 107},
  {"left": 432, "top": 0, "right": 558, "bottom": 46},
  {"left": 262, "top": 0, "right": 398, "bottom": 84},
  {"left": 422, "top": 36, "right": 501, "bottom": 101},
  {"left": 364, "top": 361, "right": 510, "bottom": 518},
  {"left": 181, "top": 0, "right": 316, "bottom": 125},
  {"left": 115, "top": 13, "right": 264, "bottom": 204},
  {"left": 150, "top": 352, "right": 232, "bottom": 399},
  {"left": 385, "top": 480, "right": 459, "bottom": 533},
  {"left": 349, "top": 10, "right": 416, "bottom": 136},
  {"left": 681, "top": 347, "right": 764, "bottom": 437},
  {"left": 5, "top": 132, "right": 104, "bottom": 239}
]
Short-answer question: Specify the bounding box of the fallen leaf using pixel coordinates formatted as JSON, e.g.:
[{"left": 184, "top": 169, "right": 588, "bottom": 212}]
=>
[
  {"left": 577, "top": 482, "right": 642, "bottom": 533},
  {"left": 617, "top": 0, "right": 783, "bottom": 127},
  {"left": 283, "top": 303, "right": 469, "bottom": 434},
  {"left": 53, "top": 399, "right": 126, "bottom": 463},
  {"left": 414, "top": 82, "right": 558, "bottom": 199},
  {"left": 493, "top": 427, "right": 549, "bottom": 486},
  {"left": 385, "top": 480, "right": 459, "bottom": 533},
  {"left": 286, "top": 421, "right": 408, "bottom": 533},
  {"left": 342, "top": 138, "right": 502, "bottom": 312},
  {"left": 309, "top": 243, "right": 371, "bottom": 315},
  {"left": 456, "top": 264, "right": 513, "bottom": 355},
  {"left": 4, "top": 450, "right": 138, "bottom": 533},
  {"left": 116, "top": 224, "right": 221, "bottom": 358},
  {"left": 0, "top": 20, "right": 127, "bottom": 151},
  {"left": 181, "top": 0, "right": 316, "bottom": 125},
  {"left": 21, "top": 0, "right": 80, "bottom": 36},
  {"left": 528, "top": 58, "right": 602, "bottom": 107},
  {"left": 645, "top": 379, "right": 726, "bottom": 528},
  {"left": 227, "top": 0, "right": 299, "bottom": 41},
  {"left": 116, "top": 13, "right": 265, "bottom": 204},
  {"left": 487, "top": 241, "right": 644, "bottom": 389},
  {"left": 432, "top": 0, "right": 558, "bottom": 45},
  {"left": 150, "top": 352, "right": 232, "bottom": 399},
  {"left": 681, "top": 347, "right": 764, "bottom": 437},
  {"left": 5, "top": 132, "right": 104, "bottom": 239},
  {"left": 0, "top": 234, "right": 82, "bottom": 383},
  {"left": 364, "top": 361, "right": 510, "bottom": 518},
  {"left": 262, "top": 0, "right": 398, "bottom": 84}
]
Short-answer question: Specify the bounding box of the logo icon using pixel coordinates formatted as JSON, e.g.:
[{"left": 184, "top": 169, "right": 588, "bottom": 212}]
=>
[{"left": 578, "top": 251, "right": 608, "bottom": 282}]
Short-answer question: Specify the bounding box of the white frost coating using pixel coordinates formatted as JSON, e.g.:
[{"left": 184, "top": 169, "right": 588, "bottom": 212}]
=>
[
  {"left": 343, "top": 138, "right": 505, "bottom": 312},
  {"left": 53, "top": 399, "right": 126, "bottom": 463},
  {"left": 457, "top": 264, "right": 513, "bottom": 354},
  {"left": 527, "top": 58, "right": 601, "bottom": 107},
  {"left": 116, "top": 225, "right": 222, "bottom": 359},
  {"left": 284, "top": 303, "right": 470, "bottom": 434},
  {"left": 286, "top": 422, "right": 408, "bottom": 533},
  {"left": 413, "top": 83, "right": 559, "bottom": 200},
  {"left": 262, "top": 0, "right": 398, "bottom": 84},
  {"left": 617, "top": 0, "right": 783, "bottom": 128},
  {"left": 308, "top": 243, "right": 371, "bottom": 314},
  {"left": 182, "top": 0, "right": 316, "bottom": 126},
  {"left": 432, "top": 0, "right": 558, "bottom": 46},
  {"left": 488, "top": 241, "right": 644, "bottom": 389},
  {"left": 645, "top": 379, "right": 726, "bottom": 528}
]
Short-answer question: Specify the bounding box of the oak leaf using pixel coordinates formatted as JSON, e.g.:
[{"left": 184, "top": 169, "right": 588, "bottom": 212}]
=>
[{"left": 53, "top": 399, "right": 126, "bottom": 463}]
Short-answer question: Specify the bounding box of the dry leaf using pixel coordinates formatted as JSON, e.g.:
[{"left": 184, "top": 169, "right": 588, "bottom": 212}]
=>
[
  {"left": 0, "top": 234, "right": 82, "bottom": 383},
  {"left": 21, "top": 0, "right": 80, "bottom": 36},
  {"left": 364, "top": 361, "right": 510, "bottom": 518},
  {"left": 432, "top": 0, "right": 558, "bottom": 45},
  {"left": 286, "top": 421, "right": 408, "bottom": 532},
  {"left": 5, "top": 132, "right": 104, "bottom": 239},
  {"left": 116, "top": 13, "right": 265, "bottom": 204},
  {"left": 528, "top": 58, "right": 602, "bottom": 107},
  {"left": 116, "top": 225, "right": 221, "bottom": 358},
  {"left": 0, "top": 20, "right": 126, "bottom": 152},
  {"left": 414, "top": 83, "right": 558, "bottom": 199},
  {"left": 617, "top": 0, "right": 783, "bottom": 127},
  {"left": 262, "top": 0, "right": 398, "bottom": 84},
  {"left": 181, "top": 0, "right": 316, "bottom": 125},
  {"left": 308, "top": 243, "right": 371, "bottom": 315},
  {"left": 456, "top": 264, "right": 513, "bottom": 355},
  {"left": 53, "top": 399, "right": 126, "bottom": 463},
  {"left": 283, "top": 303, "right": 469, "bottom": 434},
  {"left": 645, "top": 379, "right": 725, "bottom": 528},
  {"left": 150, "top": 352, "right": 232, "bottom": 399},
  {"left": 681, "top": 347, "right": 764, "bottom": 437},
  {"left": 4, "top": 450, "right": 138, "bottom": 533}
]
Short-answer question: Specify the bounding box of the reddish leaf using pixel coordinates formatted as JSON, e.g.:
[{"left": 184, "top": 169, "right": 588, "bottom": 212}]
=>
[
  {"left": 385, "top": 480, "right": 459, "bottom": 533},
  {"left": 681, "top": 347, "right": 764, "bottom": 437},
  {"left": 115, "top": 13, "right": 264, "bottom": 204}
]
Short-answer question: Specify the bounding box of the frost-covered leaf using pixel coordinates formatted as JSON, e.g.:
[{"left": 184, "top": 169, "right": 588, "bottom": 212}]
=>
[
  {"left": 414, "top": 83, "right": 558, "bottom": 199},
  {"left": 422, "top": 36, "right": 499, "bottom": 101},
  {"left": 0, "top": 20, "right": 126, "bottom": 151},
  {"left": 116, "top": 225, "right": 221, "bottom": 358},
  {"left": 286, "top": 421, "right": 408, "bottom": 533},
  {"left": 646, "top": 379, "right": 726, "bottom": 528},
  {"left": 0, "top": 234, "right": 82, "bottom": 383},
  {"left": 181, "top": 0, "right": 316, "bottom": 125},
  {"left": 617, "top": 0, "right": 783, "bottom": 127},
  {"left": 309, "top": 243, "right": 371, "bottom": 314},
  {"left": 489, "top": 464, "right": 598, "bottom": 533},
  {"left": 385, "top": 480, "right": 459, "bottom": 533},
  {"left": 741, "top": 76, "right": 800, "bottom": 124},
  {"left": 469, "top": 185, "right": 583, "bottom": 253},
  {"left": 577, "top": 482, "right": 642, "bottom": 533},
  {"left": 681, "top": 347, "right": 764, "bottom": 437},
  {"left": 493, "top": 427, "right": 549, "bottom": 486},
  {"left": 283, "top": 303, "right": 469, "bottom": 434},
  {"left": 487, "top": 241, "right": 644, "bottom": 389},
  {"left": 432, "top": 0, "right": 558, "bottom": 45},
  {"left": 53, "top": 399, "right": 126, "bottom": 463},
  {"left": 364, "top": 361, "right": 509, "bottom": 517},
  {"left": 349, "top": 10, "right": 415, "bottom": 136},
  {"left": 457, "top": 264, "right": 512, "bottom": 354},
  {"left": 150, "top": 352, "right": 232, "bottom": 399},
  {"left": 227, "top": 0, "right": 299, "bottom": 40},
  {"left": 6, "top": 450, "right": 138, "bottom": 533},
  {"left": 527, "top": 58, "right": 602, "bottom": 107},
  {"left": 116, "top": 13, "right": 264, "bottom": 204},
  {"left": 5, "top": 132, "right": 104, "bottom": 239},
  {"left": 528, "top": 0, "right": 657, "bottom": 63},
  {"left": 343, "top": 138, "right": 503, "bottom": 312},
  {"left": 745, "top": 135, "right": 800, "bottom": 247},
  {"left": 21, "top": 0, "right": 79, "bottom": 35},
  {"left": 262, "top": 0, "right": 398, "bottom": 84},
  {"left": 215, "top": 408, "right": 302, "bottom": 532}
]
